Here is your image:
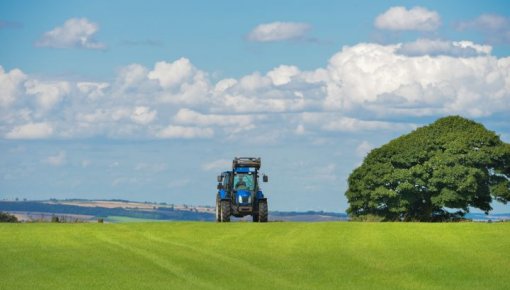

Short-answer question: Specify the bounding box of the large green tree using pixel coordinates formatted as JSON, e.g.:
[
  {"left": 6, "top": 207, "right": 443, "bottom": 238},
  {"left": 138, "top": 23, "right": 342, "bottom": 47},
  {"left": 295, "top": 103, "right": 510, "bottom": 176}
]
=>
[{"left": 346, "top": 116, "right": 510, "bottom": 221}]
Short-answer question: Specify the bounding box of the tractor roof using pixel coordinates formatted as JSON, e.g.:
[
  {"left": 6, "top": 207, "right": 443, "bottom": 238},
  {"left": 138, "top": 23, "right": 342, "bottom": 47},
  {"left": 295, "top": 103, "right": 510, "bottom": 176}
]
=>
[{"left": 232, "top": 157, "right": 261, "bottom": 170}]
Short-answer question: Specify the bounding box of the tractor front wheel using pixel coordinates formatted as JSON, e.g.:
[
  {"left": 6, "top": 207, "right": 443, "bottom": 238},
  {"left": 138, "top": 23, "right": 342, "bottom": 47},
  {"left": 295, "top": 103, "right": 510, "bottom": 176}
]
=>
[
  {"left": 220, "top": 200, "right": 231, "bottom": 222},
  {"left": 258, "top": 200, "right": 268, "bottom": 222}
]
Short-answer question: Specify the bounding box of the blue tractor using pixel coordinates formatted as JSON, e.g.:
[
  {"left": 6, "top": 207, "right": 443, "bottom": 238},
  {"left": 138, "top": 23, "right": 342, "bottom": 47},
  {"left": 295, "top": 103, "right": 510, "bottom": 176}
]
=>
[{"left": 216, "top": 157, "right": 269, "bottom": 222}]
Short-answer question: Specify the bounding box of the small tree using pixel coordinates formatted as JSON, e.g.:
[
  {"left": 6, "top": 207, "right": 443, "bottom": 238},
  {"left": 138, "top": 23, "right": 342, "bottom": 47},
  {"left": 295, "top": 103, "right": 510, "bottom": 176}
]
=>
[
  {"left": 51, "top": 215, "right": 60, "bottom": 223},
  {"left": 346, "top": 116, "right": 510, "bottom": 221},
  {"left": 0, "top": 212, "right": 18, "bottom": 223}
]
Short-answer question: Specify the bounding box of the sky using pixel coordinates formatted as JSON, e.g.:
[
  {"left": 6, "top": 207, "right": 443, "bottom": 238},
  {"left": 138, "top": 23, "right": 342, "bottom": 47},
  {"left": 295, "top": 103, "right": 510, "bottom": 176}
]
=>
[{"left": 1, "top": 0, "right": 510, "bottom": 213}]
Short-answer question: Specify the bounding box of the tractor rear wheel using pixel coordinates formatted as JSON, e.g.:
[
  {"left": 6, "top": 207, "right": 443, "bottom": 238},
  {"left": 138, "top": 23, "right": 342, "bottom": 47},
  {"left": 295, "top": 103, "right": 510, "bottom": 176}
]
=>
[
  {"left": 220, "top": 200, "right": 230, "bottom": 222},
  {"left": 215, "top": 196, "right": 221, "bottom": 222},
  {"left": 258, "top": 200, "right": 268, "bottom": 222}
]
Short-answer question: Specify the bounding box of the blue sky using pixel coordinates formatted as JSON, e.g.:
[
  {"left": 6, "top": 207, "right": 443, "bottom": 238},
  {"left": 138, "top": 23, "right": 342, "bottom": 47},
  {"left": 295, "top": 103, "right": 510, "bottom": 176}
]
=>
[{"left": 1, "top": 0, "right": 510, "bottom": 213}]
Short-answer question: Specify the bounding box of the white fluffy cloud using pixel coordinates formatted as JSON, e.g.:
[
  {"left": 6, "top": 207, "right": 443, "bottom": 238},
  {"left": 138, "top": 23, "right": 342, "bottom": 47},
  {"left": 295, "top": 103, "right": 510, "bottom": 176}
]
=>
[
  {"left": 36, "top": 18, "right": 105, "bottom": 49},
  {"left": 115, "top": 64, "right": 150, "bottom": 89},
  {"left": 0, "top": 66, "right": 26, "bottom": 107},
  {"left": 208, "top": 68, "right": 326, "bottom": 114},
  {"left": 148, "top": 58, "right": 193, "bottom": 88},
  {"left": 148, "top": 58, "right": 210, "bottom": 105},
  {"left": 247, "top": 22, "right": 310, "bottom": 42},
  {"left": 325, "top": 42, "right": 510, "bottom": 117},
  {"left": 5, "top": 122, "right": 54, "bottom": 139},
  {"left": 267, "top": 65, "right": 300, "bottom": 86},
  {"left": 25, "top": 80, "right": 70, "bottom": 111},
  {"left": 375, "top": 6, "right": 441, "bottom": 31},
  {"left": 214, "top": 78, "right": 237, "bottom": 94}
]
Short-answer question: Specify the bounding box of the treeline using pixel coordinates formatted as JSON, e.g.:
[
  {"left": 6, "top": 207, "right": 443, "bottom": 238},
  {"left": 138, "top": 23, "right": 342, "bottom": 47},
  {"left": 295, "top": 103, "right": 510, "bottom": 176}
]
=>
[{"left": 0, "top": 201, "right": 214, "bottom": 221}]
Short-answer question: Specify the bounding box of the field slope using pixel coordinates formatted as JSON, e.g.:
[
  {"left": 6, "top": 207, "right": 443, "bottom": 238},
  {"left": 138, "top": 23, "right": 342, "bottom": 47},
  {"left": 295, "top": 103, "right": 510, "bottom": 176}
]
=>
[{"left": 1, "top": 222, "right": 509, "bottom": 289}]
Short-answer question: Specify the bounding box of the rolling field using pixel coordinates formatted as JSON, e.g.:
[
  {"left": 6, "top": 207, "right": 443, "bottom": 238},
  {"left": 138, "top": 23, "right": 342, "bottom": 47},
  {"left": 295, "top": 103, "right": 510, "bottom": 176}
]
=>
[{"left": 1, "top": 222, "right": 509, "bottom": 289}]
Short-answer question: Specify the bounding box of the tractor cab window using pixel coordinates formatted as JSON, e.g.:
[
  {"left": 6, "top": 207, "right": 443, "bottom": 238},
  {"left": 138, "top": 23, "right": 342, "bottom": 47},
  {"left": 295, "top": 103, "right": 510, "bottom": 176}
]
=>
[
  {"left": 222, "top": 174, "right": 230, "bottom": 189},
  {"left": 234, "top": 173, "right": 255, "bottom": 191}
]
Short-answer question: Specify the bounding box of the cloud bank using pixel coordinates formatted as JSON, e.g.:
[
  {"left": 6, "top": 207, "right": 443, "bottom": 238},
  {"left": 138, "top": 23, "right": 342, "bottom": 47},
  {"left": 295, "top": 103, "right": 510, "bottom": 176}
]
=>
[{"left": 1, "top": 40, "right": 509, "bottom": 141}]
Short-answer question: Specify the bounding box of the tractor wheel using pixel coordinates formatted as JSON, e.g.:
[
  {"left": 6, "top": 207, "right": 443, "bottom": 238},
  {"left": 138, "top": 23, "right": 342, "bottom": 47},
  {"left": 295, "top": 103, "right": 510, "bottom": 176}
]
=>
[
  {"left": 220, "top": 200, "right": 231, "bottom": 222},
  {"left": 215, "top": 196, "right": 221, "bottom": 222},
  {"left": 258, "top": 200, "right": 268, "bottom": 222}
]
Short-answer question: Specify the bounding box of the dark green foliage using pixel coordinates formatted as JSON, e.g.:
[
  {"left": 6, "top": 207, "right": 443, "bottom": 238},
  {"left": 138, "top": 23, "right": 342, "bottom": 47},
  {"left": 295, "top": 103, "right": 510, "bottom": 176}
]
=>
[
  {"left": 346, "top": 116, "right": 510, "bottom": 221},
  {"left": 0, "top": 212, "right": 18, "bottom": 223},
  {"left": 51, "top": 215, "right": 60, "bottom": 223}
]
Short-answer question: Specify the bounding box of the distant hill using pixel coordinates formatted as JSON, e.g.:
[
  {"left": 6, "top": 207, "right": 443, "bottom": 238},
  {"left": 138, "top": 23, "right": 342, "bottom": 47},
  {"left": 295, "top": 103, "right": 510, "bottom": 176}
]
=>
[
  {"left": 0, "top": 199, "right": 348, "bottom": 222},
  {"left": 0, "top": 200, "right": 213, "bottom": 222}
]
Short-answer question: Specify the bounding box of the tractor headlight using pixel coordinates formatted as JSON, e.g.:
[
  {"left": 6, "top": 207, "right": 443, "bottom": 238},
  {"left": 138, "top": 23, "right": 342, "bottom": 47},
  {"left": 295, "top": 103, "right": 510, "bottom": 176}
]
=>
[{"left": 238, "top": 195, "right": 251, "bottom": 204}]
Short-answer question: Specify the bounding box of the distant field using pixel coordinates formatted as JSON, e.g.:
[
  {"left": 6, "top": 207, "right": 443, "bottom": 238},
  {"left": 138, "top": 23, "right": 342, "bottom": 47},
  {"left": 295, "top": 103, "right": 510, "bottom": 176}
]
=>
[{"left": 1, "top": 222, "right": 509, "bottom": 289}]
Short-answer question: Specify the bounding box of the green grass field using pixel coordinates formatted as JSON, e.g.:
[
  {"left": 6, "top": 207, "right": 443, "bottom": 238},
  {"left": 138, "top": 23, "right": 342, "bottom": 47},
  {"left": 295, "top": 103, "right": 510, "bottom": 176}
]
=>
[{"left": 1, "top": 222, "right": 509, "bottom": 289}]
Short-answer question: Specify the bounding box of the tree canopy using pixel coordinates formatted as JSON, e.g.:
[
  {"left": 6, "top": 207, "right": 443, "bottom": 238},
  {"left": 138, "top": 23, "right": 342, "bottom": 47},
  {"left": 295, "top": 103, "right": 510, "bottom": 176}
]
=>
[{"left": 346, "top": 116, "right": 510, "bottom": 221}]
